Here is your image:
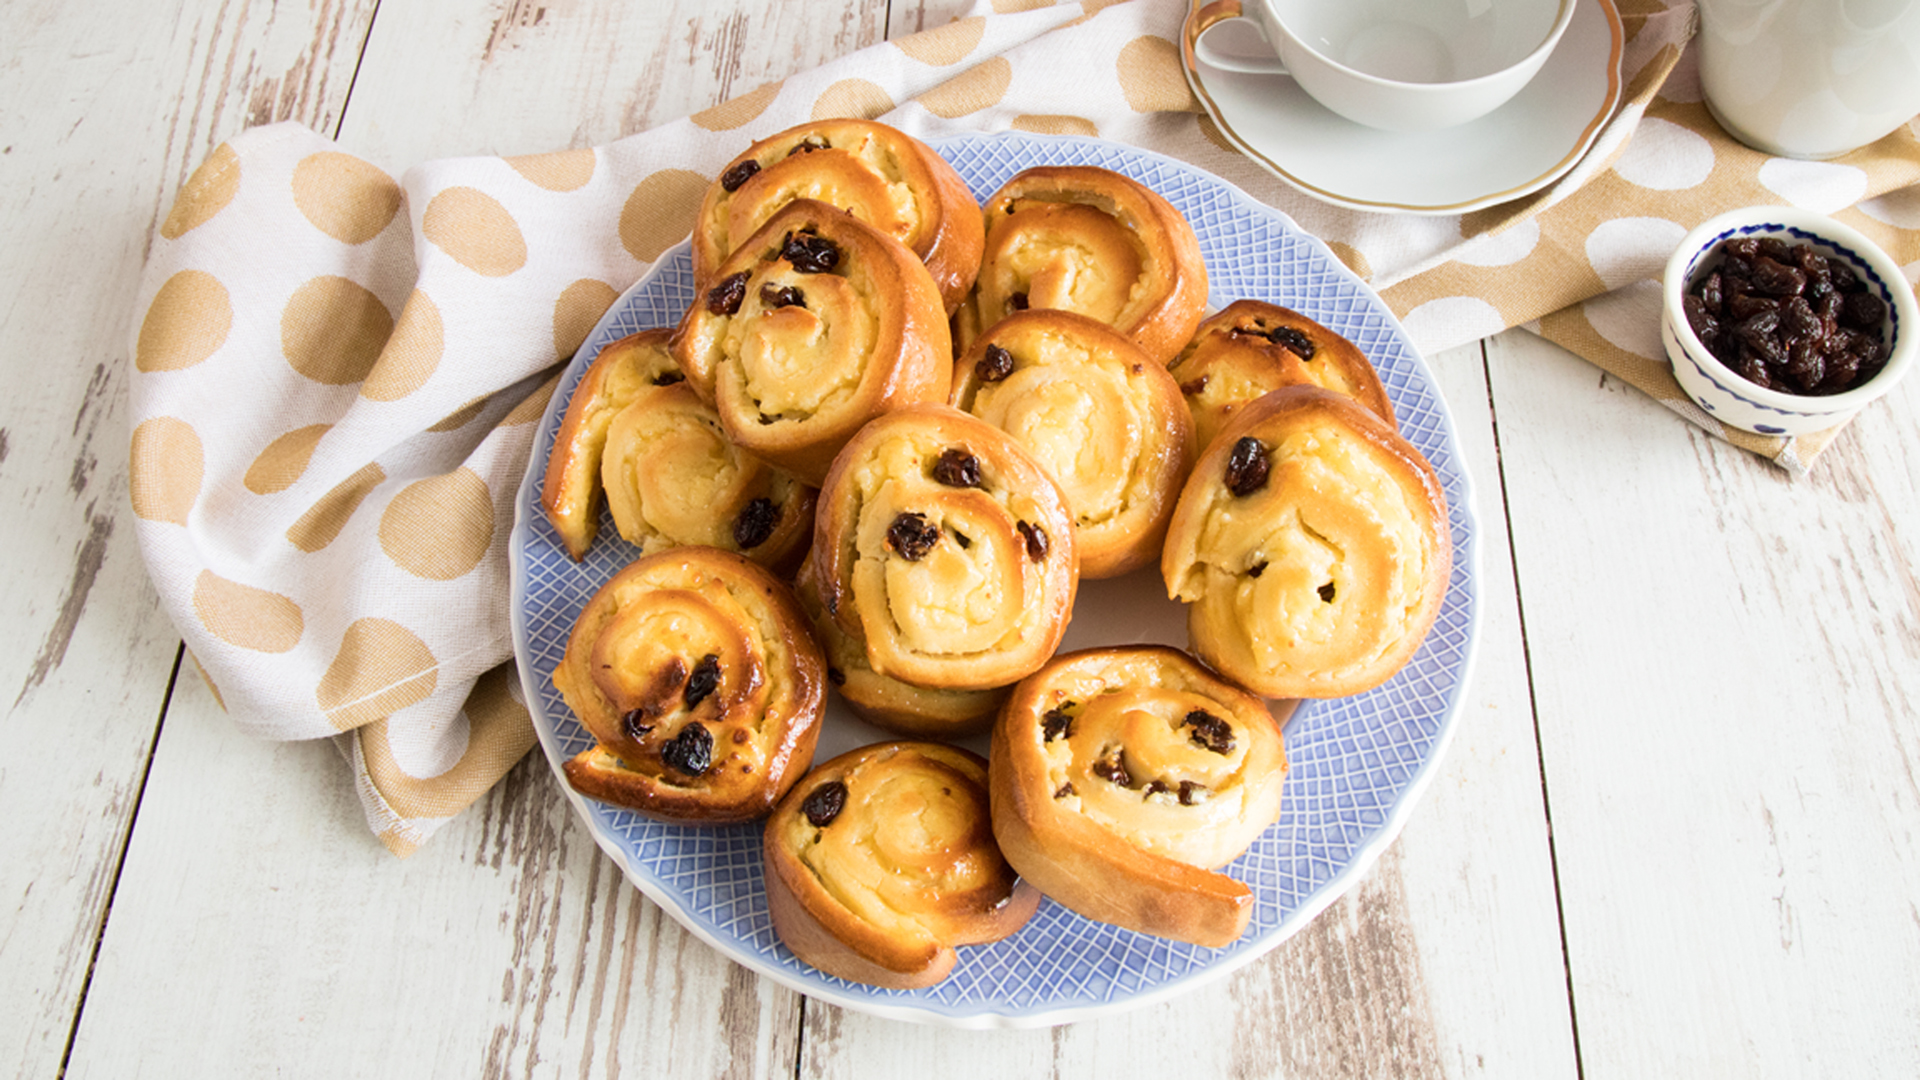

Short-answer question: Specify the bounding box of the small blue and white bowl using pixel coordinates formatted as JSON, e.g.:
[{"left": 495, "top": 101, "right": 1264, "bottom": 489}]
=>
[{"left": 1661, "top": 206, "right": 1916, "bottom": 437}]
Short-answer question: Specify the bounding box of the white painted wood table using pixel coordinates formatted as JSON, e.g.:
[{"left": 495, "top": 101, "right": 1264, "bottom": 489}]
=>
[{"left": 7, "top": 0, "right": 1918, "bottom": 1075}]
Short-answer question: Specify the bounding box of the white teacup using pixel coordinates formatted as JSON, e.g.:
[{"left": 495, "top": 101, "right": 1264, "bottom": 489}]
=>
[{"left": 1193, "top": 0, "right": 1577, "bottom": 132}]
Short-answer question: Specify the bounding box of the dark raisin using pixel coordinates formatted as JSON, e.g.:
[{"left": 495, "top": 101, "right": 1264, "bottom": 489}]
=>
[
  {"left": 1683, "top": 295, "right": 1719, "bottom": 342},
  {"left": 1224, "top": 437, "right": 1270, "bottom": 496},
  {"left": 1092, "top": 750, "right": 1132, "bottom": 788},
  {"left": 780, "top": 230, "right": 840, "bottom": 273},
  {"left": 886, "top": 512, "right": 940, "bottom": 560},
  {"left": 1829, "top": 259, "right": 1861, "bottom": 293},
  {"left": 1007, "top": 291, "right": 1029, "bottom": 312},
  {"left": 760, "top": 282, "right": 806, "bottom": 309},
  {"left": 1271, "top": 325, "right": 1316, "bottom": 360},
  {"left": 621, "top": 709, "right": 655, "bottom": 740},
  {"left": 1729, "top": 291, "right": 1779, "bottom": 321},
  {"left": 1318, "top": 582, "right": 1337, "bottom": 602},
  {"left": 732, "top": 497, "right": 780, "bottom": 549},
  {"left": 660, "top": 722, "right": 713, "bottom": 776},
  {"left": 1177, "top": 781, "right": 1203, "bottom": 806},
  {"left": 1054, "top": 782, "right": 1077, "bottom": 799},
  {"left": 787, "top": 137, "right": 829, "bottom": 155},
  {"left": 1840, "top": 290, "right": 1886, "bottom": 330},
  {"left": 1179, "top": 374, "right": 1209, "bottom": 396},
  {"left": 826, "top": 666, "right": 845, "bottom": 686},
  {"left": 1042, "top": 706, "right": 1074, "bottom": 742},
  {"left": 931, "top": 447, "right": 982, "bottom": 488},
  {"left": 653, "top": 370, "right": 686, "bottom": 386},
  {"left": 1143, "top": 780, "right": 1170, "bottom": 798},
  {"left": 1016, "top": 520, "right": 1049, "bottom": 561},
  {"left": 977, "top": 343, "right": 1016, "bottom": 383},
  {"left": 718, "top": 159, "right": 761, "bottom": 192},
  {"left": 706, "top": 272, "right": 749, "bottom": 315},
  {"left": 684, "top": 653, "right": 721, "bottom": 710},
  {"left": 1751, "top": 256, "right": 1806, "bottom": 297},
  {"left": 1183, "top": 710, "right": 1235, "bottom": 754},
  {"left": 802, "top": 780, "right": 847, "bottom": 827},
  {"left": 1248, "top": 560, "right": 1267, "bottom": 578},
  {"left": 1698, "top": 271, "right": 1724, "bottom": 312}
]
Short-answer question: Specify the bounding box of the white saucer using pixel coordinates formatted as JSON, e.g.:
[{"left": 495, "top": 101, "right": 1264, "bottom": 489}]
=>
[{"left": 1182, "top": 0, "right": 1624, "bottom": 215}]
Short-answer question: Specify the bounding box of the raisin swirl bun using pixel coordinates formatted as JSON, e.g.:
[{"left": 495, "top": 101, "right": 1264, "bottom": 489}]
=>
[
  {"left": 952, "top": 309, "right": 1194, "bottom": 580},
  {"left": 764, "top": 741, "right": 1039, "bottom": 988},
  {"left": 693, "top": 119, "right": 984, "bottom": 315},
  {"left": 961, "top": 166, "right": 1207, "bottom": 366},
  {"left": 554, "top": 547, "right": 826, "bottom": 823},
  {"left": 541, "top": 330, "right": 681, "bottom": 560},
  {"left": 1169, "top": 300, "right": 1395, "bottom": 452},
  {"left": 989, "top": 646, "right": 1288, "bottom": 947},
  {"left": 1161, "top": 385, "right": 1450, "bottom": 700},
  {"left": 673, "top": 199, "right": 952, "bottom": 487},
  {"left": 807, "top": 404, "right": 1077, "bottom": 692},
  {"left": 794, "top": 560, "right": 1010, "bottom": 738}
]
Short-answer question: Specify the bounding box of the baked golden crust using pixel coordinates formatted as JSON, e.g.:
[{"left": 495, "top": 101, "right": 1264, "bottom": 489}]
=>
[
  {"left": 794, "top": 561, "right": 1010, "bottom": 738},
  {"left": 541, "top": 330, "right": 681, "bottom": 560},
  {"left": 962, "top": 166, "right": 1207, "bottom": 367},
  {"left": 807, "top": 404, "right": 1078, "bottom": 692},
  {"left": 599, "top": 374, "right": 815, "bottom": 575},
  {"left": 763, "top": 741, "right": 1038, "bottom": 988},
  {"left": 1161, "top": 385, "right": 1450, "bottom": 699},
  {"left": 672, "top": 199, "right": 953, "bottom": 487},
  {"left": 692, "top": 119, "right": 984, "bottom": 315},
  {"left": 988, "top": 646, "right": 1288, "bottom": 947},
  {"left": 1169, "top": 300, "right": 1395, "bottom": 451},
  {"left": 554, "top": 547, "right": 826, "bottom": 823},
  {"left": 951, "top": 309, "right": 1195, "bottom": 579}
]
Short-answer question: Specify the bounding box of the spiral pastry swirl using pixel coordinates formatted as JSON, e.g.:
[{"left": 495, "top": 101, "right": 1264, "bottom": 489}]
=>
[
  {"left": 693, "top": 119, "right": 983, "bottom": 314},
  {"left": 961, "top": 166, "right": 1206, "bottom": 366},
  {"left": 555, "top": 547, "right": 826, "bottom": 823},
  {"left": 764, "top": 741, "right": 1038, "bottom": 989},
  {"left": 1169, "top": 300, "right": 1396, "bottom": 452},
  {"left": 807, "top": 404, "right": 1077, "bottom": 692},
  {"left": 989, "top": 646, "right": 1288, "bottom": 947},
  {"left": 1161, "top": 386, "right": 1450, "bottom": 700},
  {"left": 673, "top": 199, "right": 952, "bottom": 487},
  {"left": 952, "top": 309, "right": 1194, "bottom": 579},
  {"left": 542, "top": 330, "right": 682, "bottom": 560}
]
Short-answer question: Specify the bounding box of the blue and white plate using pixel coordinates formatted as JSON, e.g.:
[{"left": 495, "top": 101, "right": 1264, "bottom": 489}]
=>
[{"left": 510, "top": 132, "right": 1481, "bottom": 1028}]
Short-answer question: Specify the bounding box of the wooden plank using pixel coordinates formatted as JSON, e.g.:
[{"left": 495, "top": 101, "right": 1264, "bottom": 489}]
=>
[
  {"left": 800, "top": 341, "right": 1577, "bottom": 1075},
  {"left": 0, "top": 0, "right": 377, "bottom": 1073},
  {"left": 1486, "top": 329, "right": 1920, "bottom": 1074}
]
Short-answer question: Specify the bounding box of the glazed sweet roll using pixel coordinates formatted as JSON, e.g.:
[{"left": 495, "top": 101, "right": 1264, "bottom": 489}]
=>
[
  {"left": 807, "top": 404, "right": 1077, "bottom": 692},
  {"left": 793, "top": 560, "right": 1010, "bottom": 738},
  {"left": 1161, "top": 386, "right": 1450, "bottom": 700},
  {"left": 989, "top": 646, "right": 1288, "bottom": 947},
  {"left": 673, "top": 199, "right": 952, "bottom": 486},
  {"left": 554, "top": 547, "right": 826, "bottom": 823},
  {"left": 541, "top": 329, "right": 680, "bottom": 560},
  {"left": 692, "top": 119, "right": 983, "bottom": 314},
  {"left": 764, "top": 741, "right": 1038, "bottom": 989},
  {"left": 951, "top": 309, "right": 1194, "bottom": 579},
  {"left": 1168, "top": 300, "right": 1395, "bottom": 451},
  {"left": 962, "top": 166, "right": 1207, "bottom": 366}
]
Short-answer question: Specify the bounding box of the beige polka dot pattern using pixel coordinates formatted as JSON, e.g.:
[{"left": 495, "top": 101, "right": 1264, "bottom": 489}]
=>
[
  {"left": 161, "top": 143, "right": 240, "bottom": 240},
  {"left": 916, "top": 58, "right": 1013, "bottom": 119},
  {"left": 893, "top": 16, "right": 986, "bottom": 66},
  {"left": 317, "top": 617, "right": 439, "bottom": 731},
  {"left": 129, "top": 416, "right": 204, "bottom": 523},
  {"left": 810, "top": 78, "right": 896, "bottom": 121},
  {"left": 1012, "top": 114, "right": 1098, "bottom": 137},
  {"left": 1117, "top": 36, "right": 1197, "bottom": 114},
  {"left": 137, "top": 271, "right": 232, "bottom": 373},
  {"left": 293, "top": 152, "right": 402, "bottom": 244},
  {"left": 422, "top": 187, "right": 528, "bottom": 277},
  {"left": 282, "top": 275, "right": 394, "bottom": 385},
  {"left": 244, "top": 424, "right": 330, "bottom": 495},
  {"left": 552, "top": 278, "right": 618, "bottom": 360},
  {"left": 691, "top": 80, "right": 783, "bottom": 131},
  {"left": 192, "top": 570, "right": 304, "bottom": 654},
  {"left": 359, "top": 664, "right": 534, "bottom": 819},
  {"left": 506, "top": 148, "right": 596, "bottom": 192},
  {"left": 502, "top": 372, "right": 560, "bottom": 427},
  {"left": 619, "top": 169, "right": 707, "bottom": 263},
  {"left": 361, "top": 290, "right": 444, "bottom": 402},
  {"left": 427, "top": 398, "right": 489, "bottom": 433},
  {"left": 286, "top": 463, "right": 386, "bottom": 553},
  {"left": 379, "top": 468, "right": 494, "bottom": 581}
]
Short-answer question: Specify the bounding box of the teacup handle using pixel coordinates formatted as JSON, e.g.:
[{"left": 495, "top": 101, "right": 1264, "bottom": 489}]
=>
[{"left": 1192, "top": 16, "right": 1290, "bottom": 75}]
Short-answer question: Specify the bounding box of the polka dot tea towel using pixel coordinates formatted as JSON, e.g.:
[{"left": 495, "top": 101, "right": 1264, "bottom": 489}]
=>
[{"left": 129, "top": 0, "right": 1920, "bottom": 852}]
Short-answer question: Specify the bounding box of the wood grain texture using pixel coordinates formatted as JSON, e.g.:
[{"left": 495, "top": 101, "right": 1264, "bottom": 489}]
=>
[
  {"left": 1487, "top": 329, "right": 1920, "bottom": 1076},
  {"left": 0, "top": 0, "right": 375, "bottom": 1073}
]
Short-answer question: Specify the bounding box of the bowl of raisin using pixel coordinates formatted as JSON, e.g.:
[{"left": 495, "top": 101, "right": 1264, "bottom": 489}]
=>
[{"left": 1661, "top": 206, "right": 1914, "bottom": 436}]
